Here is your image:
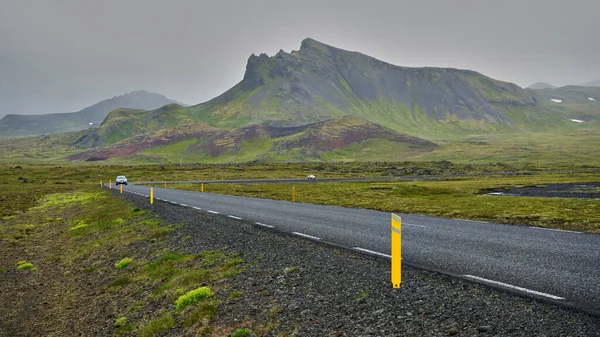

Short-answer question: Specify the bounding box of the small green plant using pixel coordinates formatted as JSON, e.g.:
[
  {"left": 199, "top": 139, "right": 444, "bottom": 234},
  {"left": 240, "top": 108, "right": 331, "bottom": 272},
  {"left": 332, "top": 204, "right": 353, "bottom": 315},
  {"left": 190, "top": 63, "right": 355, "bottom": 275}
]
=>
[
  {"left": 229, "top": 290, "right": 243, "bottom": 300},
  {"left": 356, "top": 289, "right": 369, "bottom": 301},
  {"left": 17, "top": 261, "right": 35, "bottom": 270},
  {"left": 115, "top": 316, "right": 127, "bottom": 327},
  {"left": 0, "top": 267, "right": 6, "bottom": 273},
  {"left": 175, "top": 286, "right": 214, "bottom": 311},
  {"left": 115, "top": 257, "right": 133, "bottom": 269},
  {"left": 231, "top": 327, "right": 252, "bottom": 337}
]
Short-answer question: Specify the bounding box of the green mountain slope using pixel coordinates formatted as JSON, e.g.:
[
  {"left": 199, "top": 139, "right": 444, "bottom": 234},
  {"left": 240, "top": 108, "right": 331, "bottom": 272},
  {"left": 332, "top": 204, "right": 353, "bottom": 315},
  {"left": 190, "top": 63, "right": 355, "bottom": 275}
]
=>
[{"left": 0, "top": 90, "right": 178, "bottom": 138}]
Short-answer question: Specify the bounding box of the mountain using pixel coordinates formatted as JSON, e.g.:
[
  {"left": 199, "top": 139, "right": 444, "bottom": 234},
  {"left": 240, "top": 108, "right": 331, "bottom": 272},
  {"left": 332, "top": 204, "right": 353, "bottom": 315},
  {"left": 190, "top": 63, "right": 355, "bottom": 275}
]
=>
[
  {"left": 581, "top": 79, "right": 600, "bottom": 87},
  {"left": 0, "top": 90, "right": 178, "bottom": 138},
  {"left": 77, "top": 37, "right": 586, "bottom": 150},
  {"left": 527, "top": 82, "right": 555, "bottom": 89}
]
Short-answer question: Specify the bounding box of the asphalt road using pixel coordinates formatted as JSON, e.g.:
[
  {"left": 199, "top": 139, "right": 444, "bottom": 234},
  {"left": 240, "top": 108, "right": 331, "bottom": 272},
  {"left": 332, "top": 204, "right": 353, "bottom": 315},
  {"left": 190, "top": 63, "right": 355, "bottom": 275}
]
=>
[{"left": 110, "top": 183, "right": 600, "bottom": 313}]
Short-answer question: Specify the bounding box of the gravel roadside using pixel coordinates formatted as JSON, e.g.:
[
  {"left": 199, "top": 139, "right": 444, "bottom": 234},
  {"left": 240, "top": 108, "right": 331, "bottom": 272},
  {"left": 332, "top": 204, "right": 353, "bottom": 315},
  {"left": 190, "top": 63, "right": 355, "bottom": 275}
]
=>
[{"left": 117, "top": 190, "right": 600, "bottom": 336}]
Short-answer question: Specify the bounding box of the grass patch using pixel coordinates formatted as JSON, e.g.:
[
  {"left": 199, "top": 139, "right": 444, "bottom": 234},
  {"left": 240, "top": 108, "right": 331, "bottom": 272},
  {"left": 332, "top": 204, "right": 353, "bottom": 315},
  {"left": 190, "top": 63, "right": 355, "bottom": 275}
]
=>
[
  {"left": 175, "top": 286, "right": 214, "bottom": 311},
  {"left": 231, "top": 327, "right": 252, "bottom": 337},
  {"left": 229, "top": 290, "right": 243, "bottom": 300},
  {"left": 139, "top": 312, "right": 175, "bottom": 337},
  {"left": 183, "top": 300, "right": 219, "bottom": 328},
  {"left": 115, "top": 257, "right": 133, "bottom": 269},
  {"left": 115, "top": 316, "right": 127, "bottom": 327}
]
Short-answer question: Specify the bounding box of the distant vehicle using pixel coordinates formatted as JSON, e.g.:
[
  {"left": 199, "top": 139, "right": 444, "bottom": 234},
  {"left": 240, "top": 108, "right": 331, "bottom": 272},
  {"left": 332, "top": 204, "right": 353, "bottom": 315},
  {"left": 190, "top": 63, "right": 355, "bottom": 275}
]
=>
[
  {"left": 115, "top": 175, "right": 128, "bottom": 185},
  {"left": 307, "top": 174, "right": 316, "bottom": 179}
]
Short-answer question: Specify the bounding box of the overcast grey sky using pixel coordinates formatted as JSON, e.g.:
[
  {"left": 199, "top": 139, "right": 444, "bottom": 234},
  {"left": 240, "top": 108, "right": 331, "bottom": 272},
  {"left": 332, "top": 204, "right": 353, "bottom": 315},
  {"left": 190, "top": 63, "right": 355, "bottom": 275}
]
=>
[{"left": 1, "top": 0, "right": 599, "bottom": 116}]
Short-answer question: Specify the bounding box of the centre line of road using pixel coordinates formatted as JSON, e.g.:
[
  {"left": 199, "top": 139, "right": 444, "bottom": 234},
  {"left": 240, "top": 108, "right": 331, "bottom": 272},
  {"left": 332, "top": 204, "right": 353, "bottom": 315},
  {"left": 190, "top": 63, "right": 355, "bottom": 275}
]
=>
[
  {"left": 404, "top": 223, "right": 428, "bottom": 228},
  {"left": 192, "top": 207, "right": 202, "bottom": 210},
  {"left": 353, "top": 247, "right": 391, "bottom": 258},
  {"left": 292, "top": 232, "right": 321, "bottom": 240},
  {"left": 228, "top": 215, "right": 242, "bottom": 220},
  {"left": 207, "top": 210, "right": 219, "bottom": 214},
  {"left": 462, "top": 275, "right": 565, "bottom": 300},
  {"left": 180, "top": 204, "right": 188, "bottom": 207}
]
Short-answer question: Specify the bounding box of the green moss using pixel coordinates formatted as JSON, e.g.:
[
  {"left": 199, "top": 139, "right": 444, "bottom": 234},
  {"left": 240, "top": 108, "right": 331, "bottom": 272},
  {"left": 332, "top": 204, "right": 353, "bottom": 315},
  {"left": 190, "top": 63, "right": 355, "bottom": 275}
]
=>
[
  {"left": 17, "top": 261, "right": 35, "bottom": 270},
  {"left": 115, "top": 316, "right": 127, "bottom": 327},
  {"left": 115, "top": 257, "right": 133, "bottom": 269},
  {"left": 175, "top": 286, "right": 214, "bottom": 311}
]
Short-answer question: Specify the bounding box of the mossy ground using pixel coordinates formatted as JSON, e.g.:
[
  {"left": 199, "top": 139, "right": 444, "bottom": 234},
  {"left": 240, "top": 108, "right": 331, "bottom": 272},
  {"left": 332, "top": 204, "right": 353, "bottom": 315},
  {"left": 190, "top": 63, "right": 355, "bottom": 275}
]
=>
[{"left": 0, "top": 167, "right": 246, "bottom": 336}]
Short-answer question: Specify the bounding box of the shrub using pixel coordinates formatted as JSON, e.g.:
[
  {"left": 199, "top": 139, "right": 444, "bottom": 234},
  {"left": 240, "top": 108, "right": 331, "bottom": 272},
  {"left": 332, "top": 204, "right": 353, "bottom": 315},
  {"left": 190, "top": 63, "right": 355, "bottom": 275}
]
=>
[
  {"left": 115, "top": 257, "right": 133, "bottom": 269},
  {"left": 175, "top": 286, "right": 214, "bottom": 311},
  {"left": 231, "top": 328, "right": 252, "bottom": 337},
  {"left": 115, "top": 317, "right": 127, "bottom": 327}
]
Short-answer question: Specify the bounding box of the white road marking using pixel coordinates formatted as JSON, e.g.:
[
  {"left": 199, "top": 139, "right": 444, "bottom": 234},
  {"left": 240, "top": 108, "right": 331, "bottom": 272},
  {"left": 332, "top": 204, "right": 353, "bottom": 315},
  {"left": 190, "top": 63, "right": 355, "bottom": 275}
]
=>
[
  {"left": 292, "top": 232, "right": 321, "bottom": 240},
  {"left": 255, "top": 222, "right": 274, "bottom": 228},
  {"left": 228, "top": 215, "right": 242, "bottom": 220},
  {"left": 180, "top": 204, "right": 188, "bottom": 207},
  {"left": 460, "top": 219, "right": 490, "bottom": 224},
  {"left": 462, "top": 275, "right": 564, "bottom": 300},
  {"left": 207, "top": 210, "right": 219, "bottom": 214},
  {"left": 353, "top": 247, "right": 391, "bottom": 258},
  {"left": 530, "top": 227, "right": 582, "bottom": 234},
  {"left": 404, "top": 223, "right": 428, "bottom": 228},
  {"left": 192, "top": 207, "right": 202, "bottom": 210}
]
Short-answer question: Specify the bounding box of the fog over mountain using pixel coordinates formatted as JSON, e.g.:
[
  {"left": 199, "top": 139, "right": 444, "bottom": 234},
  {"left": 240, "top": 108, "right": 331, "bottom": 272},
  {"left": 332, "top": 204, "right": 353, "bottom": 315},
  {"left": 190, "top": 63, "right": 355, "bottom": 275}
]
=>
[{"left": 1, "top": 0, "right": 599, "bottom": 118}]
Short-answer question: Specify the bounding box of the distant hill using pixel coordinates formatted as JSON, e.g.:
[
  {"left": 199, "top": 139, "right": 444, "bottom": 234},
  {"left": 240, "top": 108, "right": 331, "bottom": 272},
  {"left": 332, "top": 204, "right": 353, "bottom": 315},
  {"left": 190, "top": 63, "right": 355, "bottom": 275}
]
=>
[
  {"left": 0, "top": 90, "right": 178, "bottom": 138},
  {"left": 581, "top": 79, "right": 600, "bottom": 87},
  {"left": 527, "top": 82, "right": 556, "bottom": 89},
  {"left": 67, "top": 116, "right": 438, "bottom": 162}
]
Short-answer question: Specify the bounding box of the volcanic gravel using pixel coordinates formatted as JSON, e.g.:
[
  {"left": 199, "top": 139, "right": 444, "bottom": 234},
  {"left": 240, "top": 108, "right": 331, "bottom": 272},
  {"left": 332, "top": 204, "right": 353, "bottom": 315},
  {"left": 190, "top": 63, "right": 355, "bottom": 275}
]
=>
[
  {"left": 483, "top": 182, "right": 600, "bottom": 199},
  {"left": 118, "top": 191, "right": 600, "bottom": 336}
]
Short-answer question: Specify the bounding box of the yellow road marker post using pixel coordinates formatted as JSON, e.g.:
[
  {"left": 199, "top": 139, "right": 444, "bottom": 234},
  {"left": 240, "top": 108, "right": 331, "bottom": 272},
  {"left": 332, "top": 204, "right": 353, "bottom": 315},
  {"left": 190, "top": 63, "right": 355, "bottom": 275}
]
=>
[
  {"left": 120, "top": 184, "right": 123, "bottom": 194},
  {"left": 100, "top": 180, "right": 102, "bottom": 187},
  {"left": 110, "top": 180, "right": 112, "bottom": 188},
  {"left": 292, "top": 186, "right": 296, "bottom": 202},
  {"left": 201, "top": 183, "right": 204, "bottom": 192},
  {"left": 165, "top": 182, "right": 167, "bottom": 188},
  {"left": 391, "top": 213, "right": 402, "bottom": 288},
  {"left": 150, "top": 187, "right": 154, "bottom": 204}
]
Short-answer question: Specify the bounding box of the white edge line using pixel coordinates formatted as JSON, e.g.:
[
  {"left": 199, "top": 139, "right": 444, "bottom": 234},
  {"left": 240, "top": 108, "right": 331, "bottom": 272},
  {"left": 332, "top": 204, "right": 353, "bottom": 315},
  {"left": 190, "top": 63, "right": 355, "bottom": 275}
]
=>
[
  {"left": 530, "top": 226, "right": 581, "bottom": 234},
  {"left": 292, "top": 232, "right": 321, "bottom": 240},
  {"left": 228, "top": 215, "right": 242, "bottom": 220},
  {"left": 461, "top": 219, "right": 490, "bottom": 224},
  {"left": 192, "top": 207, "right": 202, "bottom": 210},
  {"left": 207, "top": 210, "right": 219, "bottom": 214},
  {"left": 353, "top": 247, "right": 391, "bottom": 259},
  {"left": 404, "top": 223, "right": 428, "bottom": 228},
  {"left": 180, "top": 204, "right": 188, "bottom": 207},
  {"left": 255, "top": 222, "right": 274, "bottom": 228},
  {"left": 462, "top": 275, "right": 564, "bottom": 300}
]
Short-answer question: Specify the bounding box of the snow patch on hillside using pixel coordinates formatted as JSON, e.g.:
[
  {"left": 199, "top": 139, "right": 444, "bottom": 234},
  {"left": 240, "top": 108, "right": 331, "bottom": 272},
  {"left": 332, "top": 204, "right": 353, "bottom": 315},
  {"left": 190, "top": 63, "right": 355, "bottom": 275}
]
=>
[{"left": 550, "top": 99, "right": 562, "bottom": 103}]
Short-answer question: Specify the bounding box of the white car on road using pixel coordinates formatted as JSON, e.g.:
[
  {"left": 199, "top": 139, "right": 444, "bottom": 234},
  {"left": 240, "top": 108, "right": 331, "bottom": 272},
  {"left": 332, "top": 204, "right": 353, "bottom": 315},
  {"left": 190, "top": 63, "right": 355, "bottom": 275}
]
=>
[
  {"left": 115, "top": 175, "right": 128, "bottom": 185},
  {"left": 307, "top": 174, "right": 316, "bottom": 179}
]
